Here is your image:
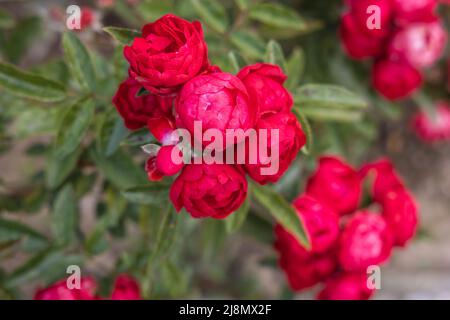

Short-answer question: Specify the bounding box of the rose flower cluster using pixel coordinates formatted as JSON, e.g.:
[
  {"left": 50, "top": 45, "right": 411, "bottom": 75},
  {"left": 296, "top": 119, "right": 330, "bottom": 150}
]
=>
[
  {"left": 275, "top": 156, "right": 419, "bottom": 300},
  {"left": 113, "top": 14, "right": 306, "bottom": 219},
  {"left": 340, "top": 0, "right": 447, "bottom": 100},
  {"left": 34, "top": 274, "right": 141, "bottom": 300}
]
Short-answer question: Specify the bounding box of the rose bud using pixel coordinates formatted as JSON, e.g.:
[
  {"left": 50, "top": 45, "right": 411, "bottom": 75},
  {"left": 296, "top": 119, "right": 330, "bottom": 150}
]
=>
[
  {"left": 113, "top": 77, "right": 174, "bottom": 131},
  {"left": 411, "top": 102, "right": 450, "bottom": 142},
  {"left": 155, "top": 145, "right": 184, "bottom": 176},
  {"left": 382, "top": 190, "right": 419, "bottom": 247},
  {"left": 393, "top": 0, "right": 438, "bottom": 25},
  {"left": 175, "top": 72, "right": 257, "bottom": 149},
  {"left": 291, "top": 195, "right": 340, "bottom": 254},
  {"left": 34, "top": 277, "right": 98, "bottom": 300},
  {"left": 346, "top": 0, "right": 394, "bottom": 38},
  {"left": 124, "top": 14, "right": 210, "bottom": 95},
  {"left": 244, "top": 112, "right": 306, "bottom": 185},
  {"left": 388, "top": 20, "right": 447, "bottom": 69},
  {"left": 145, "top": 155, "right": 164, "bottom": 181},
  {"left": 339, "top": 13, "right": 386, "bottom": 59},
  {"left": 237, "top": 63, "right": 293, "bottom": 116},
  {"left": 338, "top": 212, "right": 393, "bottom": 272},
  {"left": 170, "top": 163, "right": 247, "bottom": 219},
  {"left": 317, "top": 272, "right": 374, "bottom": 300},
  {"left": 110, "top": 274, "right": 141, "bottom": 300},
  {"left": 372, "top": 58, "right": 422, "bottom": 100},
  {"left": 275, "top": 224, "right": 338, "bottom": 291},
  {"left": 360, "top": 159, "right": 405, "bottom": 203},
  {"left": 306, "top": 156, "right": 362, "bottom": 215}
]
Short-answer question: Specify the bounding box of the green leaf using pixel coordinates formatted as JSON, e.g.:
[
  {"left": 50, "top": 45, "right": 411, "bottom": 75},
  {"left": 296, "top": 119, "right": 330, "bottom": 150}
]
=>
[
  {"left": 103, "top": 27, "right": 140, "bottom": 45},
  {"left": 190, "top": 0, "right": 229, "bottom": 34},
  {"left": 225, "top": 195, "right": 250, "bottom": 233},
  {"left": 62, "top": 32, "right": 96, "bottom": 91},
  {"left": 0, "top": 218, "right": 47, "bottom": 244},
  {"left": 296, "top": 105, "right": 364, "bottom": 123},
  {"left": 106, "top": 119, "right": 128, "bottom": 156},
  {"left": 52, "top": 184, "right": 78, "bottom": 246},
  {"left": 285, "top": 47, "right": 304, "bottom": 91},
  {"left": 96, "top": 113, "right": 129, "bottom": 157},
  {"left": 227, "top": 51, "right": 246, "bottom": 74},
  {"left": 295, "top": 84, "right": 368, "bottom": 110},
  {"left": 45, "top": 148, "right": 82, "bottom": 190},
  {"left": 249, "top": 3, "right": 308, "bottom": 31},
  {"left": 230, "top": 31, "right": 265, "bottom": 59},
  {"left": 0, "top": 61, "right": 66, "bottom": 102},
  {"left": 251, "top": 184, "right": 310, "bottom": 249},
  {"left": 0, "top": 9, "right": 14, "bottom": 28},
  {"left": 54, "top": 98, "right": 94, "bottom": 159},
  {"left": 5, "top": 250, "right": 82, "bottom": 288},
  {"left": 151, "top": 206, "right": 179, "bottom": 260},
  {"left": 122, "top": 182, "right": 171, "bottom": 206},
  {"left": 264, "top": 40, "right": 286, "bottom": 71},
  {"left": 89, "top": 147, "right": 148, "bottom": 188},
  {"left": 292, "top": 108, "right": 313, "bottom": 154}
]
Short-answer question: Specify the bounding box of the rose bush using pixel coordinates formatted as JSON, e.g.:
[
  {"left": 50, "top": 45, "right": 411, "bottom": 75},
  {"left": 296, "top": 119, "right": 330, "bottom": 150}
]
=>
[{"left": 0, "top": 0, "right": 441, "bottom": 301}]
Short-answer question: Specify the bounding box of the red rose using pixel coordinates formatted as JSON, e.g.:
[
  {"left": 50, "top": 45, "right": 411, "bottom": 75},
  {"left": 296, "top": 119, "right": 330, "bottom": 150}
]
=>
[
  {"left": 170, "top": 163, "right": 247, "bottom": 219},
  {"left": 393, "top": 0, "right": 438, "bottom": 25},
  {"left": 292, "top": 195, "right": 340, "bottom": 254},
  {"left": 338, "top": 212, "right": 393, "bottom": 272},
  {"left": 175, "top": 72, "right": 257, "bottom": 149},
  {"left": 244, "top": 112, "right": 305, "bottom": 185},
  {"left": 388, "top": 20, "right": 447, "bottom": 69},
  {"left": 411, "top": 101, "right": 450, "bottom": 142},
  {"left": 306, "top": 156, "right": 362, "bottom": 215},
  {"left": 372, "top": 58, "right": 422, "bottom": 100},
  {"left": 110, "top": 274, "right": 141, "bottom": 300},
  {"left": 339, "top": 13, "right": 386, "bottom": 59},
  {"left": 346, "top": 0, "right": 394, "bottom": 38},
  {"left": 275, "top": 224, "right": 338, "bottom": 291},
  {"left": 113, "top": 77, "right": 174, "bottom": 133},
  {"left": 237, "top": 63, "right": 293, "bottom": 116},
  {"left": 360, "top": 159, "right": 405, "bottom": 203},
  {"left": 124, "top": 14, "right": 210, "bottom": 95},
  {"left": 382, "top": 190, "right": 419, "bottom": 247},
  {"left": 34, "top": 277, "right": 98, "bottom": 300},
  {"left": 317, "top": 272, "right": 374, "bottom": 300}
]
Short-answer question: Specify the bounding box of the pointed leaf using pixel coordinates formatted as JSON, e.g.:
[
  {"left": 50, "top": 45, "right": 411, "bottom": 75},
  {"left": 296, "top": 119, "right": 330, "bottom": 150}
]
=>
[
  {"left": 265, "top": 40, "right": 286, "bottom": 71},
  {"left": 251, "top": 184, "right": 310, "bottom": 249},
  {"left": 0, "top": 218, "right": 47, "bottom": 244},
  {"left": 54, "top": 98, "right": 94, "bottom": 159},
  {"left": 249, "top": 3, "right": 308, "bottom": 31},
  {"left": 295, "top": 84, "right": 368, "bottom": 110},
  {"left": 190, "top": 0, "right": 229, "bottom": 34},
  {"left": 0, "top": 61, "right": 66, "bottom": 102},
  {"left": 225, "top": 195, "right": 250, "bottom": 233},
  {"left": 62, "top": 32, "right": 96, "bottom": 91},
  {"left": 103, "top": 27, "right": 140, "bottom": 45},
  {"left": 285, "top": 47, "right": 304, "bottom": 91},
  {"left": 230, "top": 31, "right": 265, "bottom": 59},
  {"left": 52, "top": 184, "right": 78, "bottom": 246}
]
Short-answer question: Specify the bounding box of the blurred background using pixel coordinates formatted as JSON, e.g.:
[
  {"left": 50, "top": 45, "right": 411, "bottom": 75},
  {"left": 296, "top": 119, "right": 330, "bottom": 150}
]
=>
[{"left": 0, "top": 0, "right": 449, "bottom": 299}]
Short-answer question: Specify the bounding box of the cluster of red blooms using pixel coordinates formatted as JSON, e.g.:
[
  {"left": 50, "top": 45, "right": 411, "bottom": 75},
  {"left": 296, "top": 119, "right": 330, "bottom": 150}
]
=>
[
  {"left": 411, "top": 101, "right": 450, "bottom": 142},
  {"left": 113, "top": 14, "right": 306, "bottom": 219},
  {"left": 34, "top": 274, "right": 141, "bottom": 300},
  {"left": 340, "top": 0, "right": 447, "bottom": 100},
  {"left": 274, "top": 156, "right": 419, "bottom": 300}
]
